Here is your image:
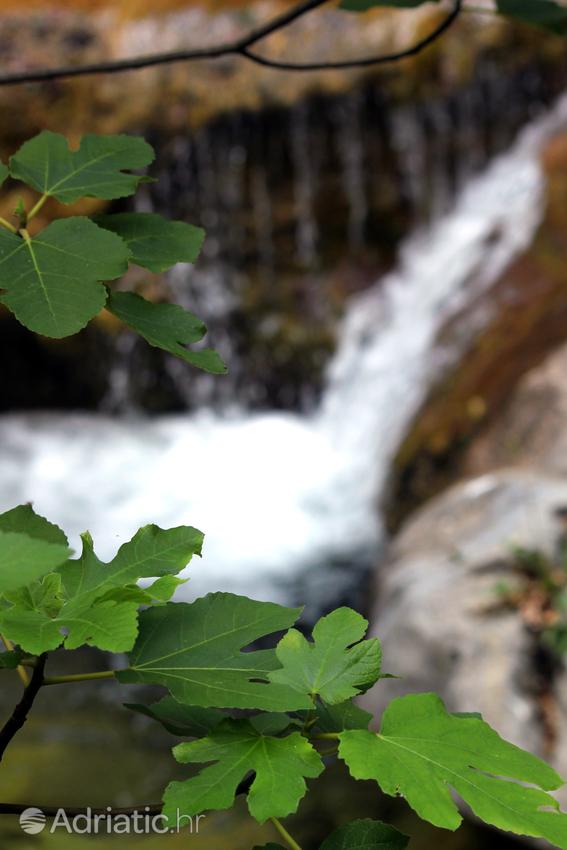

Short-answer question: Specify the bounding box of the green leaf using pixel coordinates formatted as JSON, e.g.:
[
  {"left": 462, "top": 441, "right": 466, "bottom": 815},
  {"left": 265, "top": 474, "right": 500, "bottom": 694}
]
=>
[
  {"left": 315, "top": 699, "right": 373, "bottom": 733},
  {"left": 107, "top": 292, "right": 227, "bottom": 374},
  {"left": 60, "top": 524, "right": 202, "bottom": 614},
  {"left": 125, "top": 697, "right": 226, "bottom": 737},
  {"left": 0, "top": 523, "right": 202, "bottom": 655},
  {"left": 0, "top": 218, "right": 129, "bottom": 338},
  {"left": 94, "top": 213, "right": 204, "bottom": 272},
  {"left": 0, "top": 599, "right": 140, "bottom": 654},
  {"left": 320, "top": 820, "right": 409, "bottom": 850},
  {"left": 0, "top": 649, "right": 25, "bottom": 669},
  {"left": 117, "top": 593, "right": 313, "bottom": 711},
  {"left": 10, "top": 131, "right": 154, "bottom": 204},
  {"left": 0, "top": 504, "right": 68, "bottom": 546},
  {"left": 497, "top": 0, "right": 567, "bottom": 34},
  {"left": 0, "top": 162, "right": 8, "bottom": 188},
  {"left": 269, "top": 608, "right": 382, "bottom": 705},
  {"left": 5, "top": 573, "right": 65, "bottom": 619},
  {"left": 339, "top": 693, "right": 567, "bottom": 847},
  {"left": 0, "top": 532, "right": 70, "bottom": 595},
  {"left": 162, "top": 719, "right": 324, "bottom": 823},
  {"left": 341, "top": 0, "right": 435, "bottom": 10}
]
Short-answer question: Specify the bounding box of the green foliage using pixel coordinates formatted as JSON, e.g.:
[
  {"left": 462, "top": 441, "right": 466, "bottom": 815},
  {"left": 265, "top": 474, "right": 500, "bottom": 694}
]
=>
[
  {"left": 116, "top": 593, "right": 313, "bottom": 711},
  {"left": 269, "top": 608, "right": 382, "bottom": 705},
  {"left": 496, "top": 0, "right": 567, "bottom": 33},
  {"left": 107, "top": 292, "right": 227, "bottom": 374},
  {"left": 9, "top": 131, "right": 154, "bottom": 203},
  {"left": 0, "top": 649, "right": 25, "bottom": 669},
  {"left": 319, "top": 820, "right": 409, "bottom": 850},
  {"left": 0, "top": 218, "right": 129, "bottom": 337},
  {"left": 4, "top": 126, "right": 567, "bottom": 850},
  {"left": 0, "top": 130, "right": 224, "bottom": 373},
  {"left": 0, "top": 514, "right": 202, "bottom": 654},
  {"left": 125, "top": 697, "right": 225, "bottom": 737},
  {"left": 253, "top": 820, "right": 409, "bottom": 850},
  {"left": 0, "top": 505, "right": 70, "bottom": 594},
  {"left": 340, "top": 0, "right": 567, "bottom": 37},
  {"left": 2, "top": 513, "right": 567, "bottom": 849},
  {"left": 338, "top": 693, "right": 567, "bottom": 846},
  {"left": 495, "top": 544, "right": 567, "bottom": 659},
  {"left": 94, "top": 212, "right": 204, "bottom": 272},
  {"left": 162, "top": 719, "right": 324, "bottom": 823}
]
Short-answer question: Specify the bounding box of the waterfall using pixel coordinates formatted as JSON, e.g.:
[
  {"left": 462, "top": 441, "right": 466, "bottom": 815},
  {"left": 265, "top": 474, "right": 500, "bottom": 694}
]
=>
[{"left": 1, "top": 94, "right": 566, "bottom": 612}]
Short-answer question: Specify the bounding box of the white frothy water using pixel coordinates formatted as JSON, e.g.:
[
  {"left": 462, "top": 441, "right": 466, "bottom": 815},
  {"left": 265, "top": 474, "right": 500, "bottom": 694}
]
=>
[{"left": 2, "top": 96, "right": 567, "bottom": 603}]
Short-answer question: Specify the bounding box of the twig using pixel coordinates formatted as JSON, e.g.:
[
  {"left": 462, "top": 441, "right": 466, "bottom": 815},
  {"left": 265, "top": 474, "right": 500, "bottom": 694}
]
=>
[
  {"left": 242, "top": 0, "right": 463, "bottom": 71},
  {"left": 0, "top": 654, "right": 47, "bottom": 763},
  {"left": 0, "top": 0, "right": 462, "bottom": 86}
]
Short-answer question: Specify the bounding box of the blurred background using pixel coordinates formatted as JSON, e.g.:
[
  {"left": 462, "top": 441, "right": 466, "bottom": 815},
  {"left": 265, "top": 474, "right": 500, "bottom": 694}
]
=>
[{"left": 1, "top": 0, "right": 567, "bottom": 847}]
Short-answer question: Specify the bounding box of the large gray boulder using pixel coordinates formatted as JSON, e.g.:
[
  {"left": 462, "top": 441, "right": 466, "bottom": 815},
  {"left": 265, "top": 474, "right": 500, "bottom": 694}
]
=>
[{"left": 365, "top": 469, "right": 567, "bottom": 771}]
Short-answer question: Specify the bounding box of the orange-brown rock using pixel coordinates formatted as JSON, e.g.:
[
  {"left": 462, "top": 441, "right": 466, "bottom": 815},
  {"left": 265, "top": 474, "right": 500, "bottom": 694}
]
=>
[{"left": 387, "top": 128, "right": 567, "bottom": 528}]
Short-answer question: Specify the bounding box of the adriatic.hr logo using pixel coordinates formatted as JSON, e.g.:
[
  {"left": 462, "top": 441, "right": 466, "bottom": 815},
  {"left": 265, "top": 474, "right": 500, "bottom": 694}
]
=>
[{"left": 18, "top": 806, "right": 205, "bottom": 835}]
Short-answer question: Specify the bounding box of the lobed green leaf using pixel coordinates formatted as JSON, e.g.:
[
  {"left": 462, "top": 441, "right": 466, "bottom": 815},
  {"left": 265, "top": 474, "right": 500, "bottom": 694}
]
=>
[
  {"left": 339, "top": 692, "right": 567, "bottom": 847},
  {"left": 0, "top": 504, "right": 71, "bottom": 596},
  {"left": 0, "top": 523, "right": 202, "bottom": 655},
  {"left": 107, "top": 291, "right": 226, "bottom": 374},
  {"left": 94, "top": 213, "right": 204, "bottom": 272},
  {"left": 162, "top": 718, "right": 324, "bottom": 823},
  {"left": 10, "top": 131, "right": 154, "bottom": 204},
  {"left": 0, "top": 218, "right": 129, "bottom": 338},
  {"left": 117, "top": 593, "right": 313, "bottom": 711},
  {"left": 269, "top": 608, "right": 382, "bottom": 705}
]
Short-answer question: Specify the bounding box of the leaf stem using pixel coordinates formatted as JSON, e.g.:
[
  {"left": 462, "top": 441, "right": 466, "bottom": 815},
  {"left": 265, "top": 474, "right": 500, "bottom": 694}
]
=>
[
  {"left": 270, "top": 817, "right": 303, "bottom": 850},
  {"left": 43, "top": 670, "right": 116, "bottom": 686},
  {"left": 1, "top": 635, "right": 30, "bottom": 687},
  {"left": 27, "top": 193, "right": 48, "bottom": 222},
  {"left": 0, "top": 216, "right": 17, "bottom": 234}
]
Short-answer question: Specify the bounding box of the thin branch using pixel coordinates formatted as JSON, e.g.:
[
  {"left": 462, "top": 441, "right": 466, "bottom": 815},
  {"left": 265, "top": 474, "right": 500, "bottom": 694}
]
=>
[
  {"left": 0, "top": 654, "right": 47, "bottom": 763},
  {"left": 0, "top": 0, "right": 462, "bottom": 86},
  {"left": 43, "top": 670, "right": 116, "bottom": 686},
  {"left": 242, "top": 0, "right": 463, "bottom": 70}
]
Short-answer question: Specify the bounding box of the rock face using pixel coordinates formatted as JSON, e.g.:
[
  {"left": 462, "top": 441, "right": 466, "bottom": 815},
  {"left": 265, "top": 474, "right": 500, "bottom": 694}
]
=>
[
  {"left": 387, "top": 129, "right": 567, "bottom": 529},
  {"left": 463, "top": 340, "right": 567, "bottom": 479},
  {"left": 366, "top": 469, "right": 567, "bottom": 778}
]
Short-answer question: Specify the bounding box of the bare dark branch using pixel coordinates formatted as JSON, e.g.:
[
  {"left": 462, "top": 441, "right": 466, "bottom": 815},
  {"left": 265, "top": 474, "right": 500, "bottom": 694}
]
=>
[
  {"left": 0, "top": 654, "right": 47, "bottom": 763},
  {"left": 242, "top": 0, "right": 463, "bottom": 70},
  {"left": 0, "top": 0, "right": 462, "bottom": 86}
]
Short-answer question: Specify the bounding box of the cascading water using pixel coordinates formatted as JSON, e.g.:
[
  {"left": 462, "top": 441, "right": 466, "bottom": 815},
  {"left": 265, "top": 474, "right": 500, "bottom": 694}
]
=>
[{"left": 1, "top": 94, "right": 566, "bottom": 612}]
